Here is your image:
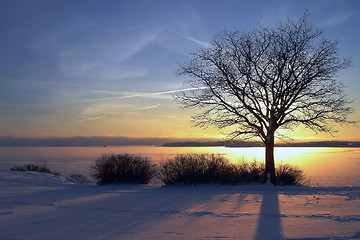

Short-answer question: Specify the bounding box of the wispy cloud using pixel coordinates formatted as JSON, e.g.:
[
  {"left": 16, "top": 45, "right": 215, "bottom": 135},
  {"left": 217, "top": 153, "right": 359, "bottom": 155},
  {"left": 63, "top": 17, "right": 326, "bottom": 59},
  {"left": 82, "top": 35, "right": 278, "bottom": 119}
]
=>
[
  {"left": 79, "top": 102, "right": 133, "bottom": 116},
  {"left": 57, "top": 29, "right": 159, "bottom": 79},
  {"left": 320, "top": 9, "right": 360, "bottom": 26},
  {"left": 77, "top": 115, "right": 108, "bottom": 123}
]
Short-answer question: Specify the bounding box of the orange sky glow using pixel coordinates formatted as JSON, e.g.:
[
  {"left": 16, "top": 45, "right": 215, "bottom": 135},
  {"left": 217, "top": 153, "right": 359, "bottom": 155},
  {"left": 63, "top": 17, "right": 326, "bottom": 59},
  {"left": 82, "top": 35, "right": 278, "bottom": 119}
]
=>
[{"left": 0, "top": 1, "right": 359, "bottom": 143}]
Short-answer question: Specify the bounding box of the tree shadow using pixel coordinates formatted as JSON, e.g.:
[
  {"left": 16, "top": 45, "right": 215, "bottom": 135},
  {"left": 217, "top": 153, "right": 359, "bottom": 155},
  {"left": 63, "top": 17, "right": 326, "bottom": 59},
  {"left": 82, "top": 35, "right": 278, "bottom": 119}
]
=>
[
  {"left": 255, "top": 189, "right": 283, "bottom": 240},
  {"left": 0, "top": 184, "right": 228, "bottom": 239}
]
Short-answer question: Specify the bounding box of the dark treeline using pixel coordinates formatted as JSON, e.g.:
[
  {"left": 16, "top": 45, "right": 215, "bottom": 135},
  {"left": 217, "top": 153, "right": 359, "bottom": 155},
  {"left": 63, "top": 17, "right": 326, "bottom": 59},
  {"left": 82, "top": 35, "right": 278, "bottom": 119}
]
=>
[
  {"left": 163, "top": 141, "right": 360, "bottom": 148},
  {"left": 1, "top": 136, "right": 359, "bottom": 147},
  {"left": 0, "top": 136, "right": 178, "bottom": 147}
]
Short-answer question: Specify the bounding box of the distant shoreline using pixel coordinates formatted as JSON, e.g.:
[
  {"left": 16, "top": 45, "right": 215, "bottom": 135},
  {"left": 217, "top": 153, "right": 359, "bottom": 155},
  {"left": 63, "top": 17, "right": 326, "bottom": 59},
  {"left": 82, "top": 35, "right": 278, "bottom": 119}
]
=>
[
  {"left": 162, "top": 141, "right": 360, "bottom": 148},
  {"left": 0, "top": 136, "right": 359, "bottom": 148}
]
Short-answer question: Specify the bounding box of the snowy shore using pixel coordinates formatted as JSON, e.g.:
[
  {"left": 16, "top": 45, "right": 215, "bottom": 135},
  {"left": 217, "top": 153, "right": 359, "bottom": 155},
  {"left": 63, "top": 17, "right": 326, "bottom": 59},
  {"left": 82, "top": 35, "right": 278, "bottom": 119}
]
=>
[{"left": 0, "top": 170, "right": 359, "bottom": 240}]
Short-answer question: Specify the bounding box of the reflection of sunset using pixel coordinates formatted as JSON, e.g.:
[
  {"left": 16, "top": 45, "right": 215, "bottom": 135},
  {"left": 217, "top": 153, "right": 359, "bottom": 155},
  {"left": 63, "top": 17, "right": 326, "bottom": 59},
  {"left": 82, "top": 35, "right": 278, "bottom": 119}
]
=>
[
  {"left": 156, "top": 146, "right": 359, "bottom": 186},
  {"left": 1, "top": 146, "right": 358, "bottom": 187}
]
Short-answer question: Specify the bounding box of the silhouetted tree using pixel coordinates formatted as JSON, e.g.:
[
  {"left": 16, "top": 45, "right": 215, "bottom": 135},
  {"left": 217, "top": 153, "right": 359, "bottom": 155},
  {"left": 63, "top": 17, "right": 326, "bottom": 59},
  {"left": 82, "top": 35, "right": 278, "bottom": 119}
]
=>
[{"left": 176, "top": 14, "right": 354, "bottom": 185}]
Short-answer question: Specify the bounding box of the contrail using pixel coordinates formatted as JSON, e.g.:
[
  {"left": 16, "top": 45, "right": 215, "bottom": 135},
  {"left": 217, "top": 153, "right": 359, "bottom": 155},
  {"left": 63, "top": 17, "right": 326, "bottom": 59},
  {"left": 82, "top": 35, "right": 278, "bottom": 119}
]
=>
[
  {"left": 77, "top": 115, "right": 108, "bottom": 123},
  {"left": 133, "top": 104, "right": 161, "bottom": 111},
  {"left": 151, "top": 87, "right": 207, "bottom": 95},
  {"left": 75, "top": 87, "right": 206, "bottom": 103}
]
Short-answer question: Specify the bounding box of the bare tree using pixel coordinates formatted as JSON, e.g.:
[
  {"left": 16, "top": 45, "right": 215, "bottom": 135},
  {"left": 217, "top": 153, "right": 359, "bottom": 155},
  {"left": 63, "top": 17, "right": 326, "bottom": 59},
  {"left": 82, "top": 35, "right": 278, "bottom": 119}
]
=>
[{"left": 176, "top": 14, "right": 354, "bottom": 185}]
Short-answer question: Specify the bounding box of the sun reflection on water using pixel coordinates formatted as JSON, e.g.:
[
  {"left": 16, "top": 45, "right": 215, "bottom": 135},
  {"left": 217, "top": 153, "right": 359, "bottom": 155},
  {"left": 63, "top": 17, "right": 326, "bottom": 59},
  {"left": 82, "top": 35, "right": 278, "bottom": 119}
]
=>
[
  {"left": 0, "top": 146, "right": 359, "bottom": 186},
  {"left": 148, "top": 146, "right": 359, "bottom": 186}
]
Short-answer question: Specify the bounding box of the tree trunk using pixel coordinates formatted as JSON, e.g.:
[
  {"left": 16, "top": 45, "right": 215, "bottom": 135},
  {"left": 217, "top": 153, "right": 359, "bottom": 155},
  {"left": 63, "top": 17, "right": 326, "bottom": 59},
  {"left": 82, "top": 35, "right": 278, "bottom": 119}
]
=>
[{"left": 265, "top": 134, "right": 276, "bottom": 185}]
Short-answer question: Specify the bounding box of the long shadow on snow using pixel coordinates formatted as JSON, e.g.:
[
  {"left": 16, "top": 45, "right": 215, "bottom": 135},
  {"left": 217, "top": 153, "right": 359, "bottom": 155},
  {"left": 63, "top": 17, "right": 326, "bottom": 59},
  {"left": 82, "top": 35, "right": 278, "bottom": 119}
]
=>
[
  {"left": 255, "top": 188, "right": 283, "bottom": 240},
  {"left": 0, "top": 184, "right": 232, "bottom": 239},
  {"left": 1, "top": 183, "right": 358, "bottom": 239}
]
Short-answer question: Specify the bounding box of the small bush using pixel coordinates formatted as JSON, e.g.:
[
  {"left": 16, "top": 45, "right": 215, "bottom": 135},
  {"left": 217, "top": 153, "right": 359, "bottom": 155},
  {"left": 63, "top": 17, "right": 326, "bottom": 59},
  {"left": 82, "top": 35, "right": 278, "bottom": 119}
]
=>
[
  {"left": 92, "top": 154, "right": 156, "bottom": 185},
  {"left": 276, "top": 164, "right": 310, "bottom": 186},
  {"left": 236, "top": 160, "right": 266, "bottom": 183},
  {"left": 10, "top": 162, "right": 60, "bottom": 176},
  {"left": 159, "top": 154, "right": 241, "bottom": 185}
]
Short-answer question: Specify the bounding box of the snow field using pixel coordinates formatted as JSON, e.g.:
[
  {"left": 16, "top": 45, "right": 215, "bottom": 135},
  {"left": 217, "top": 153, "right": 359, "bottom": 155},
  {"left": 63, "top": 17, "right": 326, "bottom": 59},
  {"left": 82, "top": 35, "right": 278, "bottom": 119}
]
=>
[{"left": 0, "top": 170, "right": 359, "bottom": 240}]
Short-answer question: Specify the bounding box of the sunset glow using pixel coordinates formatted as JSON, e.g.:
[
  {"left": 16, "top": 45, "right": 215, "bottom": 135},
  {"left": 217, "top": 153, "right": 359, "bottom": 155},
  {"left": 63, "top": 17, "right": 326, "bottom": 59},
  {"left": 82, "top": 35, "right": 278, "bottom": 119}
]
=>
[
  {"left": 0, "top": 0, "right": 359, "bottom": 142},
  {"left": 1, "top": 3, "right": 359, "bottom": 238}
]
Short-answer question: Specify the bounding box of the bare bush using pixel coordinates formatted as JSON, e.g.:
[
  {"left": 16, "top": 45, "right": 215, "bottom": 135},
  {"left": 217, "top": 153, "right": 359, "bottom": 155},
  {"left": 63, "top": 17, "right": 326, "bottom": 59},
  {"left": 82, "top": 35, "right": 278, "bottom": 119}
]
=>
[
  {"left": 92, "top": 154, "right": 156, "bottom": 185},
  {"left": 159, "top": 154, "right": 307, "bottom": 186},
  {"left": 276, "top": 164, "right": 310, "bottom": 186},
  {"left": 10, "top": 162, "right": 60, "bottom": 176}
]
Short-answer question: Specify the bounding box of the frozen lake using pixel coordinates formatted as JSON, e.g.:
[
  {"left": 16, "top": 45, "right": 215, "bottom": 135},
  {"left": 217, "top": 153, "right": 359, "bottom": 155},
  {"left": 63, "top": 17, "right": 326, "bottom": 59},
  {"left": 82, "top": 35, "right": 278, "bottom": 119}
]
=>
[{"left": 0, "top": 146, "right": 359, "bottom": 187}]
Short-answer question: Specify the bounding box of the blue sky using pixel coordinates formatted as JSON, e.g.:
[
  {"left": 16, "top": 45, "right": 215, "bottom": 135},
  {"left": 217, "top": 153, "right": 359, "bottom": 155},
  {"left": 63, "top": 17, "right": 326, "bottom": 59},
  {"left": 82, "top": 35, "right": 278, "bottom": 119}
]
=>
[{"left": 1, "top": 0, "right": 359, "bottom": 140}]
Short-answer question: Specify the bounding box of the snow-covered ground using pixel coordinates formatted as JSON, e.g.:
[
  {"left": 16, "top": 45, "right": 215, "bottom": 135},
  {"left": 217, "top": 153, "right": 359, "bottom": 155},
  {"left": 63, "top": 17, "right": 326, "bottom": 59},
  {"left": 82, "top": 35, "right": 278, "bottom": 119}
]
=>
[{"left": 0, "top": 170, "right": 359, "bottom": 240}]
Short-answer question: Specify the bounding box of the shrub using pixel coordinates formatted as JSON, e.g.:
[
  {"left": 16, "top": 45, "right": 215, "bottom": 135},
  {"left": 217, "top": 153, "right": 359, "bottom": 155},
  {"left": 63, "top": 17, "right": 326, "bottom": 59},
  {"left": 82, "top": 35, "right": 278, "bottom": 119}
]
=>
[
  {"left": 235, "top": 160, "right": 266, "bottom": 183},
  {"left": 10, "top": 162, "right": 60, "bottom": 176},
  {"left": 92, "top": 154, "right": 156, "bottom": 185},
  {"left": 158, "top": 154, "right": 241, "bottom": 185},
  {"left": 276, "top": 164, "right": 310, "bottom": 186},
  {"left": 159, "top": 154, "right": 308, "bottom": 186}
]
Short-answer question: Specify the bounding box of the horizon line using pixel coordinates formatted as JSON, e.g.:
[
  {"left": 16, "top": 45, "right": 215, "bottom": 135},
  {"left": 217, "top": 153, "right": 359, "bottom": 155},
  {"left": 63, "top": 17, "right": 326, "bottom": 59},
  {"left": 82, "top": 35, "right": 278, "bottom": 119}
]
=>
[{"left": 0, "top": 136, "right": 359, "bottom": 147}]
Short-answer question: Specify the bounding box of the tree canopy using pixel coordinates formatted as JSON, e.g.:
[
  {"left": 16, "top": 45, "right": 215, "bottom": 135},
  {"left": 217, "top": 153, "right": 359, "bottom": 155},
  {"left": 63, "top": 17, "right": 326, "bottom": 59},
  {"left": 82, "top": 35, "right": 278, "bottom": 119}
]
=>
[
  {"left": 176, "top": 14, "right": 354, "bottom": 184},
  {"left": 177, "top": 14, "right": 353, "bottom": 142}
]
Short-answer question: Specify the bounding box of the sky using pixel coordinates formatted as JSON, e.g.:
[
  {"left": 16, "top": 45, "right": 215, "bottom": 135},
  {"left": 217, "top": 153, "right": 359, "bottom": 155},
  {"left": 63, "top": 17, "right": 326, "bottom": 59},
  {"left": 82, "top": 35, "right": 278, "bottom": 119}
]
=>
[{"left": 0, "top": 0, "right": 360, "bottom": 142}]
